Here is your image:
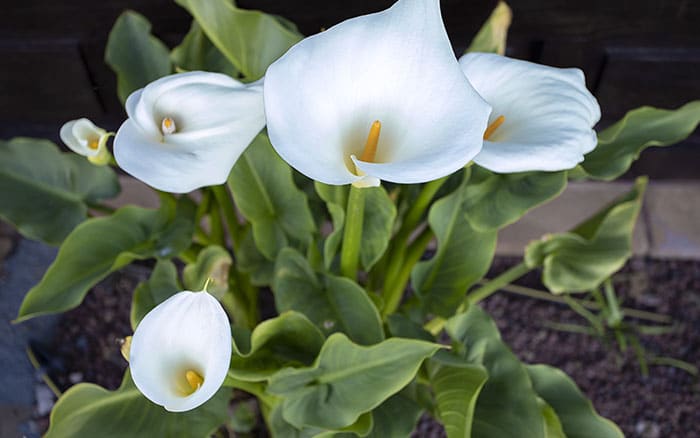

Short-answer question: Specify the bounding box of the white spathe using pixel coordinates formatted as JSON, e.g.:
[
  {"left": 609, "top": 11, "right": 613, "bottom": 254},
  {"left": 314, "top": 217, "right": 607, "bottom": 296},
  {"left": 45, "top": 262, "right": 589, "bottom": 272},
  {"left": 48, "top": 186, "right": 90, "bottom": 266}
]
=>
[
  {"left": 59, "top": 118, "right": 111, "bottom": 165},
  {"left": 129, "top": 290, "right": 232, "bottom": 412},
  {"left": 263, "top": 0, "right": 491, "bottom": 187},
  {"left": 460, "top": 53, "right": 601, "bottom": 173},
  {"left": 114, "top": 72, "right": 265, "bottom": 193}
]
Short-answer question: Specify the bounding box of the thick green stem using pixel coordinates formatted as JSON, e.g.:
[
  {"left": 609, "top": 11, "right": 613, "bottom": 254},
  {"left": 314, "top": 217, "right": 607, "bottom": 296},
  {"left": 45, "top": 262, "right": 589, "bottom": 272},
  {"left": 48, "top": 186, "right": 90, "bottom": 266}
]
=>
[
  {"left": 208, "top": 199, "right": 226, "bottom": 247},
  {"left": 340, "top": 186, "right": 366, "bottom": 279},
  {"left": 459, "top": 262, "right": 530, "bottom": 310},
  {"left": 382, "top": 227, "right": 434, "bottom": 317},
  {"left": 378, "top": 178, "right": 446, "bottom": 285},
  {"left": 400, "top": 177, "right": 447, "bottom": 236},
  {"left": 211, "top": 185, "right": 243, "bottom": 251}
]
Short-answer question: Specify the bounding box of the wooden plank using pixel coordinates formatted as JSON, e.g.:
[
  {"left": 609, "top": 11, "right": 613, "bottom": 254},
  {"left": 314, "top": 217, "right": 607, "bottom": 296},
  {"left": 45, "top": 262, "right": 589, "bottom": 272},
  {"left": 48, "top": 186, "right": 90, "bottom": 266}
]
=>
[
  {"left": 0, "top": 0, "right": 189, "bottom": 39},
  {"left": 596, "top": 47, "right": 700, "bottom": 124},
  {"left": 0, "top": 40, "right": 102, "bottom": 122}
]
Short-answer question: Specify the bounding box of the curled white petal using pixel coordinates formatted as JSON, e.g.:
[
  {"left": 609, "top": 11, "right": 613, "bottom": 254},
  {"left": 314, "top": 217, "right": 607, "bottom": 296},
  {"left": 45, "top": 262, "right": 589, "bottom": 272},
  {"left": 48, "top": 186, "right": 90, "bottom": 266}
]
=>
[
  {"left": 59, "top": 118, "right": 108, "bottom": 158},
  {"left": 264, "top": 0, "right": 491, "bottom": 186},
  {"left": 129, "top": 290, "right": 232, "bottom": 412},
  {"left": 460, "top": 53, "right": 601, "bottom": 173},
  {"left": 115, "top": 72, "right": 266, "bottom": 193}
]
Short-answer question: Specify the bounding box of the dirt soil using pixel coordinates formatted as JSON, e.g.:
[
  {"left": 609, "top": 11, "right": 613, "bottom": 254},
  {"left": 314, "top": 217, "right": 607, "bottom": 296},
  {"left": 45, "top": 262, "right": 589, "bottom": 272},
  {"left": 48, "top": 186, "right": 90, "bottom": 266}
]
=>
[{"left": 34, "top": 258, "right": 699, "bottom": 437}]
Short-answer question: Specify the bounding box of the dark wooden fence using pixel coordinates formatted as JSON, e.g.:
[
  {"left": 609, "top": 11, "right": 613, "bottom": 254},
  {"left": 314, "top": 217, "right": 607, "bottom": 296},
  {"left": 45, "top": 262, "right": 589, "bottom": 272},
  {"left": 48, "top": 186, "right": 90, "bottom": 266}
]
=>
[{"left": 1, "top": 0, "right": 698, "bottom": 178}]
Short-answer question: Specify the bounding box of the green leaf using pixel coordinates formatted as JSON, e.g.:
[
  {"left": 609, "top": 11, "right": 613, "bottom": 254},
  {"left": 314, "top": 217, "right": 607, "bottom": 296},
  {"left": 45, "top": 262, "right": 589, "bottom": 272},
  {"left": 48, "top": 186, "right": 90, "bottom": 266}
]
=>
[
  {"left": 175, "top": 0, "right": 303, "bottom": 80},
  {"left": 269, "top": 404, "right": 373, "bottom": 438},
  {"left": 538, "top": 398, "right": 567, "bottom": 438},
  {"left": 428, "top": 353, "right": 488, "bottom": 438},
  {"left": 229, "top": 311, "right": 325, "bottom": 381},
  {"left": 17, "top": 197, "right": 196, "bottom": 321},
  {"left": 412, "top": 175, "right": 497, "bottom": 316},
  {"left": 527, "top": 365, "right": 624, "bottom": 438},
  {"left": 314, "top": 182, "right": 347, "bottom": 269},
  {"left": 386, "top": 314, "right": 434, "bottom": 342},
  {"left": 45, "top": 370, "right": 228, "bottom": 438},
  {"left": 359, "top": 187, "right": 396, "bottom": 271},
  {"left": 365, "top": 393, "right": 422, "bottom": 438},
  {"left": 236, "top": 227, "right": 276, "bottom": 286},
  {"left": 315, "top": 183, "right": 396, "bottom": 271},
  {"left": 229, "top": 134, "right": 316, "bottom": 260},
  {"left": 463, "top": 166, "right": 567, "bottom": 231},
  {"left": 0, "top": 138, "right": 120, "bottom": 245},
  {"left": 105, "top": 11, "right": 172, "bottom": 103},
  {"left": 156, "top": 196, "right": 198, "bottom": 258},
  {"left": 583, "top": 101, "right": 700, "bottom": 180},
  {"left": 182, "top": 245, "right": 232, "bottom": 299},
  {"left": 268, "top": 333, "right": 441, "bottom": 430},
  {"left": 130, "top": 258, "right": 181, "bottom": 329},
  {"left": 272, "top": 248, "right": 384, "bottom": 345},
  {"left": 525, "top": 177, "right": 647, "bottom": 293},
  {"left": 466, "top": 1, "right": 512, "bottom": 55},
  {"left": 445, "top": 306, "right": 544, "bottom": 438},
  {"left": 171, "top": 21, "right": 239, "bottom": 76}
]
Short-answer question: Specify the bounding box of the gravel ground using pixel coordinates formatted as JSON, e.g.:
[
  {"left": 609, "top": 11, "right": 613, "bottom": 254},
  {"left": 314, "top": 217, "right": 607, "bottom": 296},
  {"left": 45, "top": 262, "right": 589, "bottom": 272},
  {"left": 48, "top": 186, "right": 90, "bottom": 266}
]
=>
[{"left": 32, "top": 258, "right": 700, "bottom": 437}]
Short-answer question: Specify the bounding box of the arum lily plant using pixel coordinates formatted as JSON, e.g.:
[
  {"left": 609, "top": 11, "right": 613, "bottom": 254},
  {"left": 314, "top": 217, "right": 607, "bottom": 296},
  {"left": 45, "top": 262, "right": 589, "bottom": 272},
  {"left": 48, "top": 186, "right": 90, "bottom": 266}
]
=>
[{"left": 6, "top": 0, "right": 700, "bottom": 437}]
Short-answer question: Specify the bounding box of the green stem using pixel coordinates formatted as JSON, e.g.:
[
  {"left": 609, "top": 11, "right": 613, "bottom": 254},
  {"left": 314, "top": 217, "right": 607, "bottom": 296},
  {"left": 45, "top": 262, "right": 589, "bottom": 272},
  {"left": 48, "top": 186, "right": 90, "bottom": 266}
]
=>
[
  {"left": 377, "top": 177, "right": 446, "bottom": 290},
  {"left": 208, "top": 198, "right": 226, "bottom": 247},
  {"left": 400, "top": 177, "right": 447, "bottom": 236},
  {"left": 26, "top": 347, "right": 62, "bottom": 398},
  {"left": 211, "top": 185, "right": 243, "bottom": 251},
  {"left": 225, "top": 372, "right": 276, "bottom": 408},
  {"left": 340, "top": 186, "right": 366, "bottom": 279},
  {"left": 563, "top": 295, "right": 606, "bottom": 335},
  {"left": 195, "top": 190, "right": 212, "bottom": 222},
  {"left": 648, "top": 356, "right": 698, "bottom": 376},
  {"left": 460, "top": 262, "right": 530, "bottom": 310},
  {"left": 382, "top": 227, "right": 433, "bottom": 317},
  {"left": 488, "top": 281, "right": 671, "bottom": 324},
  {"left": 604, "top": 279, "right": 623, "bottom": 326}
]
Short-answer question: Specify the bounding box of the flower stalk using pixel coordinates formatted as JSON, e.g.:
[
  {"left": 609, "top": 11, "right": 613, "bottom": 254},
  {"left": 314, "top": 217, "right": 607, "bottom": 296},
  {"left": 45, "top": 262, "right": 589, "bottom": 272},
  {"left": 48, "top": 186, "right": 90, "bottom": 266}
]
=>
[{"left": 340, "top": 186, "right": 366, "bottom": 279}]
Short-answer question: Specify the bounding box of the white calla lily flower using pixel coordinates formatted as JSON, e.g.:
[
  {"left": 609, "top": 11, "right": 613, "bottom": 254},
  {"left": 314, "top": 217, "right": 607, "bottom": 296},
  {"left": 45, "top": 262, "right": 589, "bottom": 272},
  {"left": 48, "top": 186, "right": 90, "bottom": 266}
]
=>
[
  {"left": 114, "top": 71, "right": 265, "bottom": 193},
  {"left": 129, "top": 290, "right": 232, "bottom": 412},
  {"left": 59, "top": 118, "right": 111, "bottom": 165},
  {"left": 263, "top": 0, "right": 491, "bottom": 188},
  {"left": 459, "top": 53, "right": 601, "bottom": 173}
]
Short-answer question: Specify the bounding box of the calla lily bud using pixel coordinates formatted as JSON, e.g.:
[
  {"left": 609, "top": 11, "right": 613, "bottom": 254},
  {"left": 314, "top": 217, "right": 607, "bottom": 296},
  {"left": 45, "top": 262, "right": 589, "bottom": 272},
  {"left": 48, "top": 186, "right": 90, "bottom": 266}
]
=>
[
  {"left": 459, "top": 53, "right": 601, "bottom": 173},
  {"left": 263, "top": 0, "right": 491, "bottom": 188},
  {"left": 59, "top": 118, "right": 112, "bottom": 165},
  {"left": 129, "top": 290, "right": 232, "bottom": 412},
  {"left": 114, "top": 71, "right": 265, "bottom": 193}
]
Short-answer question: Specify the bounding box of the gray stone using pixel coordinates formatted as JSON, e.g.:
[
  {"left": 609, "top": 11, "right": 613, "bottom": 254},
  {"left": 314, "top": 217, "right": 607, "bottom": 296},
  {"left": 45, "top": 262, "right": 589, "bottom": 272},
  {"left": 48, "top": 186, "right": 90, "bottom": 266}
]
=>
[
  {"left": 496, "top": 181, "right": 650, "bottom": 257},
  {"left": 0, "top": 239, "right": 58, "bottom": 408},
  {"left": 103, "top": 176, "right": 160, "bottom": 210},
  {"left": 0, "top": 404, "right": 35, "bottom": 438},
  {"left": 645, "top": 181, "right": 700, "bottom": 259}
]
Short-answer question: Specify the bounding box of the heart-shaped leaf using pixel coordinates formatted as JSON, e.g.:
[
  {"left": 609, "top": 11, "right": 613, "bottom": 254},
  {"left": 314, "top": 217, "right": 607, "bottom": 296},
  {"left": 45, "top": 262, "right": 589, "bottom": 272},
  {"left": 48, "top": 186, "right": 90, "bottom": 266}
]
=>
[{"left": 0, "top": 138, "right": 120, "bottom": 245}]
